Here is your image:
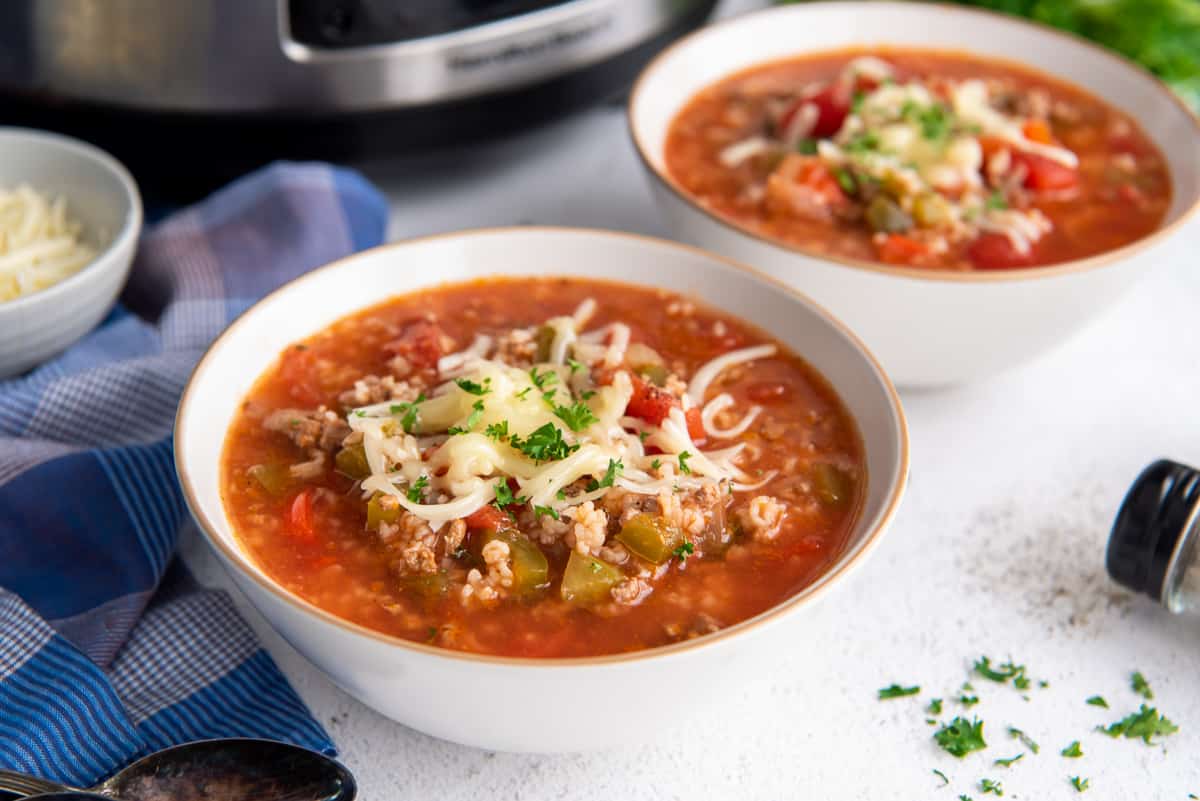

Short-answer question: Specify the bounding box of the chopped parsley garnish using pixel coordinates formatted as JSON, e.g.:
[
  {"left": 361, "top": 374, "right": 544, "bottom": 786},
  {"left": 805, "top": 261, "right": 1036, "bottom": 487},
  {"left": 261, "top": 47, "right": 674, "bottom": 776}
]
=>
[
  {"left": 797, "top": 138, "right": 818, "bottom": 155},
  {"left": 389, "top": 392, "right": 426, "bottom": 433},
  {"left": 566, "top": 357, "right": 584, "bottom": 374},
  {"left": 426, "top": 626, "right": 438, "bottom": 642},
  {"left": 529, "top": 366, "right": 557, "bottom": 390},
  {"left": 556, "top": 489, "right": 567, "bottom": 501},
  {"left": 934, "top": 717, "right": 987, "bottom": 758},
  {"left": 454, "top": 377, "right": 490, "bottom": 396},
  {"left": 638, "top": 430, "right": 650, "bottom": 443},
  {"left": 492, "top": 479, "right": 527, "bottom": 509},
  {"left": 844, "top": 131, "right": 880, "bottom": 154},
  {"left": 447, "top": 399, "right": 485, "bottom": 435},
  {"left": 586, "top": 459, "right": 624, "bottom": 492},
  {"left": 678, "top": 450, "right": 693, "bottom": 475},
  {"left": 832, "top": 167, "right": 856, "bottom": 194},
  {"left": 994, "top": 754, "right": 1023, "bottom": 768},
  {"left": 1061, "top": 740, "right": 1083, "bottom": 758},
  {"left": 980, "top": 778, "right": 1003, "bottom": 796},
  {"left": 933, "top": 769, "right": 949, "bottom": 786},
  {"left": 1070, "top": 776, "right": 1089, "bottom": 792},
  {"left": 509, "top": 423, "right": 578, "bottom": 462},
  {"left": 851, "top": 89, "right": 866, "bottom": 113},
  {"left": 1007, "top": 726, "right": 1039, "bottom": 754},
  {"left": 515, "top": 387, "right": 532, "bottom": 400},
  {"left": 650, "top": 458, "right": 662, "bottom": 470},
  {"left": 1131, "top": 671, "right": 1153, "bottom": 699},
  {"left": 928, "top": 698, "right": 944, "bottom": 715},
  {"left": 405, "top": 475, "right": 428, "bottom": 503},
  {"left": 588, "top": 560, "right": 602, "bottom": 574},
  {"left": 580, "top": 390, "right": 596, "bottom": 400},
  {"left": 553, "top": 400, "right": 599, "bottom": 432},
  {"left": 878, "top": 684, "right": 921, "bottom": 700},
  {"left": 533, "top": 505, "right": 559, "bottom": 521},
  {"left": 484, "top": 420, "right": 509, "bottom": 441},
  {"left": 1098, "top": 704, "right": 1178, "bottom": 744},
  {"left": 1086, "top": 695, "right": 1109, "bottom": 709},
  {"left": 986, "top": 190, "right": 1009, "bottom": 211},
  {"left": 673, "top": 541, "right": 695, "bottom": 561}
]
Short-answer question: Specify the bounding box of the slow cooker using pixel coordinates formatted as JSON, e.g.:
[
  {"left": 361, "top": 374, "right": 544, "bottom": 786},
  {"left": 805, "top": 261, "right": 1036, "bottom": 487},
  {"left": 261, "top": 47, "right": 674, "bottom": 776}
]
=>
[{"left": 0, "top": 0, "right": 717, "bottom": 198}]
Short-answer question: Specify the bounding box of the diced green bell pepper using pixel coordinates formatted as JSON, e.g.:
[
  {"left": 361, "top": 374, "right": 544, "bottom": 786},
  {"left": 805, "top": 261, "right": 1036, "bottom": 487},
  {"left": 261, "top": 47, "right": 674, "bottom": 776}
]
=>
[
  {"left": 247, "top": 463, "right": 289, "bottom": 496},
  {"left": 400, "top": 571, "right": 450, "bottom": 600},
  {"left": 616, "top": 513, "right": 683, "bottom": 564},
  {"left": 366, "top": 493, "right": 401, "bottom": 529},
  {"left": 811, "top": 463, "right": 853, "bottom": 506},
  {"left": 473, "top": 529, "right": 550, "bottom": 596},
  {"left": 635, "top": 363, "right": 669, "bottom": 387},
  {"left": 561, "top": 550, "right": 623, "bottom": 605},
  {"left": 334, "top": 443, "right": 371, "bottom": 479}
]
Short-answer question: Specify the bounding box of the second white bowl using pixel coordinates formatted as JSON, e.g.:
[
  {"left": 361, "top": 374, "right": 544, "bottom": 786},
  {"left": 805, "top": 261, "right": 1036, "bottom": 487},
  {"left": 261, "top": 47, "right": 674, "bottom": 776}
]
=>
[{"left": 629, "top": 2, "right": 1200, "bottom": 387}]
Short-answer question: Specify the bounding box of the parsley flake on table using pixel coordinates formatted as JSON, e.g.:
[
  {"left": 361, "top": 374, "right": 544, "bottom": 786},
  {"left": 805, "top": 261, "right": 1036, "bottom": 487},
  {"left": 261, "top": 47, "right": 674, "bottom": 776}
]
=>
[
  {"left": 1131, "top": 671, "right": 1154, "bottom": 699},
  {"left": 980, "top": 778, "right": 1003, "bottom": 796},
  {"left": 959, "top": 694, "right": 980, "bottom": 707},
  {"left": 935, "top": 717, "right": 987, "bottom": 757},
  {"left": 1086, "top": 695, "right": 1109, "bottom": 709},
  {"left": 1061, "top": 741, "right": 1083, "bottom": 758},
  {"left": 1098, "top": 704, "right": 1178, "bottom": 744},
  {"left": 1070, "top": 776, "right": 1089, "bottom": 792},
  {"left": 878, "top": 683, "right": 921, "bottom": 700},
  {"left": 1007, "top": 726, "right": 1039, "bottom": 754},
  {"left": 928, "top": 698, "right": 944, "bottom": 715},
  {"left": 586, "top": 459, "right": 623, "bottom": 492},
  {"left": 960, "top": 796, "right": 973, "bottom": 801},
  {"left": 405, "top": 475, "right": 429, "bottom": 503},
  {"left": 933, "top": 769, "right": 949, "bottom": 786},
  {"left": 993, "top": 754, "right": 1023, "bottom": 768},
  {"left": 973, "top": 656, "right": 1028, "bottom": 686}
]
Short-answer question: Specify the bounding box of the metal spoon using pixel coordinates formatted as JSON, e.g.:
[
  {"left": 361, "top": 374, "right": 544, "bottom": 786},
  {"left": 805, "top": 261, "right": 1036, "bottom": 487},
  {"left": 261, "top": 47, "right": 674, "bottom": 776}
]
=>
[{"left": 0, "top": 738, "right": 355, "bottom": 801}]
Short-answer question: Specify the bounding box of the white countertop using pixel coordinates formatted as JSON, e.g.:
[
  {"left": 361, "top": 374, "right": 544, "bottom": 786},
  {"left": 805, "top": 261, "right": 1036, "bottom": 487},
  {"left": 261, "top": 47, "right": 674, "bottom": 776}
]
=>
[{"left": 183, "top": 4, "right": 1200, "bottom": 796}]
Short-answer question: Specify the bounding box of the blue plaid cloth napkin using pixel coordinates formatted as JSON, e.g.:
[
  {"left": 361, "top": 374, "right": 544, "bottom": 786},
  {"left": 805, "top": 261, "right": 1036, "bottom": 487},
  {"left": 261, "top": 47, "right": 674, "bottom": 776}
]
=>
[{"left": 0, "top": 163, "right": 388, "bottom": 788}]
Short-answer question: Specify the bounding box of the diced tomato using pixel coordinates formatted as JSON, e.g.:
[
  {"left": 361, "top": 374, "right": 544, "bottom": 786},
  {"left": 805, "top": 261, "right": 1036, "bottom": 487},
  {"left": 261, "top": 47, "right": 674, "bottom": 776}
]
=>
[
  {"left": 966, "top": 233, "right": 1036, "bottom": 270},
  {"left": 778, "top": 84, "right": 849, "bottom": 139},
  {"left": 876, "top": 234, "right": 928, "bottom": 266},
  {"left": 685, "top": 407, "right": 706, "bottom": 446},
  {"left": 1011, "top": 151, "right": 1078, "bottom": 191},
  {"left": 278, "top": 346, "right": 322, "bottom": 405},
  {"left": 747, "top": 381, "right": 792, "bottom": 405},
  {"left": 977, "top": 136, "right": 1008, "bottom": 161},
  {"left": 626, "top": 375, "right": 678, "bottom": 427},
  {"left": 1021, "top": 118, "right": 1054, "bottom": 145},
  {"left": 288, "top": 489, "right": 316, "bottom": 541},
  {"left": 384, "top": 319, "right": 445, "bottom": 370},
  {"left": 1117, "top": 183, "right": 1145, "bottom": 206},
  {"left": 465, "top": 504, "right": 511, "bottom": 532}
]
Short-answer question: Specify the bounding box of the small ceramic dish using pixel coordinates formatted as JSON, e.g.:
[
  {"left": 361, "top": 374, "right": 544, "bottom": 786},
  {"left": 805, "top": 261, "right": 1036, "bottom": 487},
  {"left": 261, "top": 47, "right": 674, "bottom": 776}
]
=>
[
  {"left": 0, "top": 128, "right": 142, "bottom": 378},
  {"left": 176, "top": 227, "right": 908, "bottom": 752},
  {"left": 629, "top": 1, "right": 1200, "bottom": 387}
]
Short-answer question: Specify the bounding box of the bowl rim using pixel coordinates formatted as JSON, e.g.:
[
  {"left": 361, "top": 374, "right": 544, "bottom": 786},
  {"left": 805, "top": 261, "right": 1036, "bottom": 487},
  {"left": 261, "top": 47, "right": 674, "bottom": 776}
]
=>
[
  {"left": 627, "top": 0, "right": 1200, "bottom": 285},
  {"left": 0, "top": 126, "right": 143, "bottom": 312},
  {"left": 175, "top": 225, "right": 911, "bottom": 668}
]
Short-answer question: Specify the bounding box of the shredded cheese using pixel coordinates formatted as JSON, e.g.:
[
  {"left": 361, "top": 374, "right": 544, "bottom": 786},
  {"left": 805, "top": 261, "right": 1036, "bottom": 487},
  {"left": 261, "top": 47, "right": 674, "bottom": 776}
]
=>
[{"left": 0, "top": 184, "right": 96, "bottom": 302}]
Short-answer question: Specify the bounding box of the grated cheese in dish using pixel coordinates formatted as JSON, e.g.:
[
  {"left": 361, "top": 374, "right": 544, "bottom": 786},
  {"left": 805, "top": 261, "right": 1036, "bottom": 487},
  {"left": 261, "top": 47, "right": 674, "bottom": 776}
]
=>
[
  {"left": 0, "top": 184, "right": 96, "bottom": 303},
  {"left": 347, "top": 301, "right": 776, "bottom": 532}
]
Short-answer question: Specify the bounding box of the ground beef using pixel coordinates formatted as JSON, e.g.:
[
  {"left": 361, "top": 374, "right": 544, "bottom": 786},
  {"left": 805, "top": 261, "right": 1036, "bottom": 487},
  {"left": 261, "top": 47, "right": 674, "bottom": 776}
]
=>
[{"left": 263, "top": 407, "right": 350, "bottom": 452}]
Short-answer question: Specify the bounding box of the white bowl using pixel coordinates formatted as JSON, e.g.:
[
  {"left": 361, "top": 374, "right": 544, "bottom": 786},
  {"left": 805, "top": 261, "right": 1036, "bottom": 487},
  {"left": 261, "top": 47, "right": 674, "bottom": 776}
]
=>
[
  {"left": 176, "top": 227, "right": 908, "bottom": 752},
  {"left": 0, "top": 128, "right": 142, "bottom": 378},
  {"left": 629, "top": 2, "right": 1200, "bottom": 387}
]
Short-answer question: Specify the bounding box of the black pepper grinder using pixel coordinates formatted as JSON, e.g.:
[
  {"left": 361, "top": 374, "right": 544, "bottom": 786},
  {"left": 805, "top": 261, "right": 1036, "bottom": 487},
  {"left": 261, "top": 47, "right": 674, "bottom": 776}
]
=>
[{"left": 1107, "top": 459, "right": 1200, "bottom": 615}]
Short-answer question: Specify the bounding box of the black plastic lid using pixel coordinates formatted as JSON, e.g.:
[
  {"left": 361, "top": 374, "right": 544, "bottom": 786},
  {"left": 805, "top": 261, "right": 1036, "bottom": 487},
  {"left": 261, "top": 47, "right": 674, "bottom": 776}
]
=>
[{"left": 1107, "top": 459, "right": 1200, "bottom": 600}]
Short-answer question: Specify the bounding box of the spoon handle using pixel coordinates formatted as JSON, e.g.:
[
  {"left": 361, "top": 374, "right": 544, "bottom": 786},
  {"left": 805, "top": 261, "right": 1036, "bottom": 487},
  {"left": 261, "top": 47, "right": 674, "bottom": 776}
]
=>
[{"left": 0, "top": 770, "right": 72, "bottom": 796}]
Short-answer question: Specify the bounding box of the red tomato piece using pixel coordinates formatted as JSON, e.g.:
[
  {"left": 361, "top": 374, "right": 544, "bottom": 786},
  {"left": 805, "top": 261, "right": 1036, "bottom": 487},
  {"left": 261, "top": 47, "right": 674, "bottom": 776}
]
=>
[
  {"left": 384, "top": 319, "right": 445, "bottom": 370},
  {"left": 626, "top": 375, "right": 678, "bottom": 427},
  {"left": 1012, "top": 151, "right": 1078, "bottom": 191},
  {"left": 876, "top": 234, "right": 928, "bottom": 266},
  {"left": 289, "top": 489, "right": 316, "bottom": 541},
  {"left": 966, "top": 233, "right": 1036, "bottom": 270},
  {"left": 465, "top": 504, "right": 512, "bottom": 532},
  {"left": 778, "top": 85, "right": 849, "bottom": 139},
  {"left": 685, "top": 407, "right": 706, "bottom": 446}
]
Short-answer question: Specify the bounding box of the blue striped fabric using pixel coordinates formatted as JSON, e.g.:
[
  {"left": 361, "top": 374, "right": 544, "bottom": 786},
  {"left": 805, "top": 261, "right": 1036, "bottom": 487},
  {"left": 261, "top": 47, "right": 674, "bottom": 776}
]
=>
[{"left": 0, "top": 163, "right": 388, "bottom": 788}]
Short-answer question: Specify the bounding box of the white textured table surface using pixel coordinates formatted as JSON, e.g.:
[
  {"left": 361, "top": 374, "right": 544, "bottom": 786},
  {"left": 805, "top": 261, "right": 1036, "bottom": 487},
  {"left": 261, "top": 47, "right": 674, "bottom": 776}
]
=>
[{"left": 183, "top": 7, "right": 1200, "bottom": 797}]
